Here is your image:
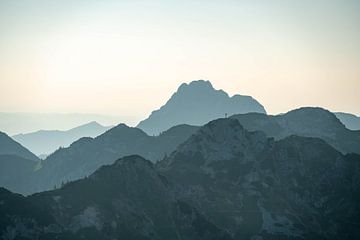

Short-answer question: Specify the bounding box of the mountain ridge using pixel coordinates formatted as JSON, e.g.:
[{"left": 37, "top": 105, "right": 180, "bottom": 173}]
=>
[
  {"left": 12, "top": 121, "right": 112, "bottom": 156},
  {"left": 0, "top": 131, "right": 39, "bottom": 161}
]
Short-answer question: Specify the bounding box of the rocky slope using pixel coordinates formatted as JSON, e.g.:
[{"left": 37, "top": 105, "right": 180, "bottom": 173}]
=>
[
  {"left": 0, "top": 156, "right": 232, "bottom": 240},
  {"left": 158, "top": 118, "right": 360, "bottom": 239},
  {"left": 137, "top": 80, "right": 266, "bottom": 135}
]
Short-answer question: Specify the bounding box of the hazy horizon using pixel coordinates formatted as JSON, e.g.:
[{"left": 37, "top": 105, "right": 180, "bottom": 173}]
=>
[{"left": 1, "top": 0, "right": 359, "bottom": 118}]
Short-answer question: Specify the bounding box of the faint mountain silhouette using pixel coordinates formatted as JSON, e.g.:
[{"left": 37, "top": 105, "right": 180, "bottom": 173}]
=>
[
  {"left": 334, "top": 112, "right": 360, "bottom": 130},
  {"left": 12, "top": 121, "right": 112, "bottom": 156}
]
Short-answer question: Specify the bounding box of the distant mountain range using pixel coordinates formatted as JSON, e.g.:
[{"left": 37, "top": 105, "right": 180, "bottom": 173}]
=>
[
  {"left": 12, "top": 121, "right": 112, "bottom": 156},
  {"left": 1, "top": 80, "right": 360, "bottom": 239},
  {"left": 25, "top": 124, "right": 199, "bottom": 194},
  {"left": 1, "top": 118, "right": 359, "bottom": 239},
  {"left": 334, "top": 112, "right": 360, "bottom": 130},
  {"left": 0, "top": 131, "right": 38, "bottom": 161},
  {"left": 137, "top": 80, "right": 266, "bottom": 135},
  {"left": 0, "top": 112, "right": 132, "bottom": 135},
  {"left": 2, "top": 107, "right": 360, "bottom": 196}
]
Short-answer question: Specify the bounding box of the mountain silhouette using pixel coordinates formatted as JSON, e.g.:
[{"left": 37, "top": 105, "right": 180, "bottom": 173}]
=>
[
  {"left": 1, "top": 119, "right": 359, "bottom": 239},
  {"left": 334, "top": 112, "right": 360, "bottom": 130},
  {"left": 0, "top": 155, "right": 232, "bottom": 240},
  {"left": 12, "top": 121, "right": 112, "bottom": 156},
  {"left": 231, "top": 107, "right": 360, "bottom": 154},
  {"left": 137, "top": 80, "right": 266, "bottom": 135},
  {"left": 158, "top": 118, "right": 360, "bottom": 239},
  {"left": 23, "top": 124, "right": 198, "bottom": 194},
  {"left": 0, "top": 131, "right": 38, "bottom": 161}
]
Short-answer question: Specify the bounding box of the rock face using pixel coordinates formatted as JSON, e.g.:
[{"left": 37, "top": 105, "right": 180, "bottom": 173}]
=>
[
  {"left": 0, "top": 131, "right": 39, "bottom": 161},
  {"left": 231, "top": 107, "right": 360, "bottom": 154},
  {"left": 137, "top": 80, "right": 266, "bottom": 135},
  {"left": 12, "top": 121, "right": 112, "bottom": 156},
  {"left": 23, "top": 124, "right": 198, "bottom": 194},
  {"left": 158, "top": 118, "right": 360, "bottom": 239},
  {"left": 0, "top": 156, "right": 232, "bottom": 240}
]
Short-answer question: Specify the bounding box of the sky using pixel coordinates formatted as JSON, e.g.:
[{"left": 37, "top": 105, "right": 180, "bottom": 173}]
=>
[{"left": 0, "top": 0, "right": 359, "bottom": 124}]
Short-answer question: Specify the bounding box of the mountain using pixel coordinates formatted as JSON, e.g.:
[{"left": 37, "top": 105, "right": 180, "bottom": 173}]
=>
[
  {"left": 137, "top": 80, "right": 266, "bottom": 135},
  {"left": 0, "top": 154, "right": 37, "bottom": 194},
  {"left": 12, "top": 121, "right": 112, "bottom": 156},
  {"left": 0, "top": 155, "right": 232, "bottom": 240},
  {"left": 23, "top": 124, "right": 198, "bottom": 194},
  {"left": 231, "top": 107, "right": 360, "bottom": 154},
  {"left": 158, "top": 118, "right": 360, "bottom": 239},
  {"left": 0, "top": 131, "right": 39, "bottom": 161},
  {"left": 1, "top": 118, "right": 359, "bottom": 239},
  {"left": 334, "top": 112, "right": 360, "bottom": 130},
  {"left": 0, "top": 112, "right": 132, "bottom": 135}
]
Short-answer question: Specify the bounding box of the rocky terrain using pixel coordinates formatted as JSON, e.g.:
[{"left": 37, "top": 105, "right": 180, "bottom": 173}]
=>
[
  {"left": 0, "top": 156, "right": 231, "bottom": 240},
  {"left": 1, "top": 119, "right": 359, "bottom": 239}
]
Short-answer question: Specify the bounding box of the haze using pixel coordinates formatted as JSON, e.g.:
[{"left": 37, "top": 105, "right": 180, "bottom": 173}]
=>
[{"left": 1, "top": 0, "right": 359, "bottom": 120}]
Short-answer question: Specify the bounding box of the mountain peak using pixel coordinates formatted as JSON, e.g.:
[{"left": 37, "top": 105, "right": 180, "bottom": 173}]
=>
[
  {"left": 178, "top": 80, "right": 214, "bottom": 91},
  {"left": 163, "top": 118, "right": 269, "bottom": 168},
  {"left": 137, "top": 80, "right": 266, "bottom": 135},
  {"left": 91, "top": 155, "right": 154, "bottom": 181},
  {"left": 280, "top": 107, "right": 346, "bottom": 133}
]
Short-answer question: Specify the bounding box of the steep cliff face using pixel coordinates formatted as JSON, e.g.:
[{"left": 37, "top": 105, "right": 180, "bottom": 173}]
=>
[{"left": 158, "top": 118, "right": 360, "bottom": 239}]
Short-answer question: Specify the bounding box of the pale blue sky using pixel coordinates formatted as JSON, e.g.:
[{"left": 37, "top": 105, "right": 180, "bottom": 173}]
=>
[{"left": 0, "top": 0, "right": 359, "bottom": 119}]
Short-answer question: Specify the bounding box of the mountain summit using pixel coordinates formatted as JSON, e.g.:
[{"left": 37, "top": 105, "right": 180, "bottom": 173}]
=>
[{"left": 137, "top": 80, "right": 266, "bottom": 135}]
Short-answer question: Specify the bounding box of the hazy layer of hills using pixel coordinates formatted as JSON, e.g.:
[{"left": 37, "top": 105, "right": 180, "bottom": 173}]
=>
[
  {"left": 1, "top": 119, "right": 359, "bottom": 239},
  {"left": 137, "top": 80, "right": 266, "bottom": 135},
  {"left": 25, "top": 124, "right": 199, "bottom": 194},
  {"left": 0, "top": 131, "right": 38, "bottom": 161},
  {"left": 0, "top": 112, "right": 127, "bottom": 135},
  {"left": 12, "top": 121, "right": 112, "bottom": 156},
  {"left": 2, "top": 107, "right": 360, "bottom": 196},
  {"left": 334, "top": 112, "right": 360, "bottom": 130},
  {"left": 1, "top": 80, "right": 360, "bottom": 239}
]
